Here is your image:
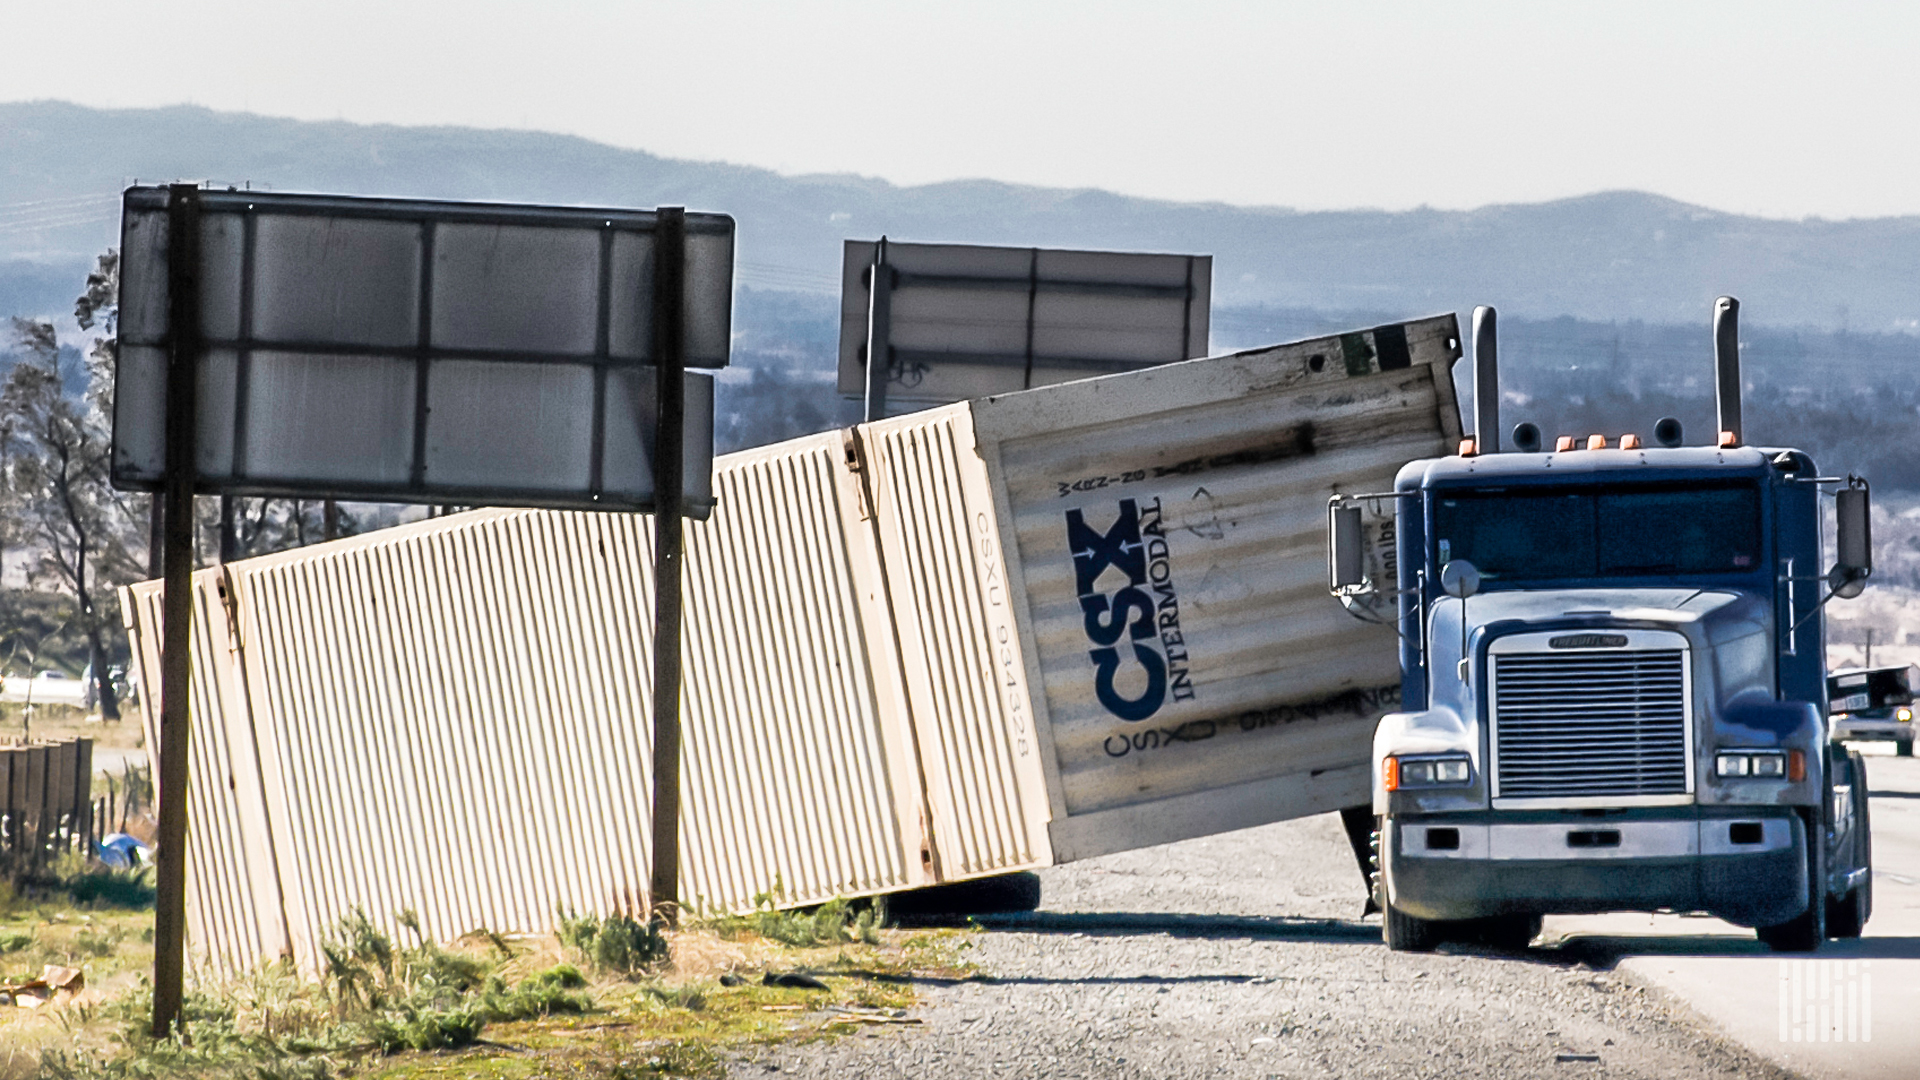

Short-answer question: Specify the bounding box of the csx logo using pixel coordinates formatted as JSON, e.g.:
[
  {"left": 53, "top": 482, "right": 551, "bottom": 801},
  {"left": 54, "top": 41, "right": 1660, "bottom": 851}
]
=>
[{"left": 1066, "top": 498, "right": 1194, "bottom": 722}]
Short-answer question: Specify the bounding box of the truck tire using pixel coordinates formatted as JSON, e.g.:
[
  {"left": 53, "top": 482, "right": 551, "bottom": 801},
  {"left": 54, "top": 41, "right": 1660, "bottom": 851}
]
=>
[
  {"left": 1384, "top": 903, "right": 1443, "bottom": 952},
  {"left": 1828, "top": 881, "right": 1869, "bottom": 939},
  {"left": 1828, "top": 752, "right": 1873, "bottom": 939},
  {"left": 1759, "top": 809, "right": 1827, "bottom": 953},
  {"left": 1473, "top": 913, "right": 1543, "bottom": 950},
  {"left": 1373, "top": 815, "right": 1444, "bottom": 952}
]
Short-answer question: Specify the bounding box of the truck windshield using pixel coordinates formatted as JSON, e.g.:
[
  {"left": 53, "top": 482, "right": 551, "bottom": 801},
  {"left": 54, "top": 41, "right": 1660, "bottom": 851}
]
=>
[{"left": 1432, "top": 484, "right": 1761, "bottom": 583}]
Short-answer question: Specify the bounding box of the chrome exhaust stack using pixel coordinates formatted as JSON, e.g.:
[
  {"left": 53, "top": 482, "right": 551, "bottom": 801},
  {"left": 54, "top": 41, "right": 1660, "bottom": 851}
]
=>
[
  {"left": 1714, "top": 296, "right": 1741, "bottom": 447},
  {"left": 1473, "top": 305, "right": 1499, "bottom": 453}
]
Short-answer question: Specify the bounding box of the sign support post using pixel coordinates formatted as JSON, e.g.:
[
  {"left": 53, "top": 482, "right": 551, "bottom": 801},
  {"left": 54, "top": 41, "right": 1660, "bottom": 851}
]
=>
[
  {"left": 649, "top": 207, "right": 687, "bottom": 926},
  {"left": 153, "top": 182, "right": 202, "bottom": 1039},
  {"left": 863, "top": 237, "right": 892, "bottom": 423}
]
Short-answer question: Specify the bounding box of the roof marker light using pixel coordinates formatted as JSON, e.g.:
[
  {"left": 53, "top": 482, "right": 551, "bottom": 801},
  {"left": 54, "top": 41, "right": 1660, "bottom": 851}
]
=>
[
  {"left": 1458, "top": 437, "right": 1479, "bottom": 457},
  {"left": 1554, "top": 436, "right": 1576, "bottom": 453},
  {"left": 1719, "top": 430, "right": 1740, "bottom": 448},
  {"left": 1587, "top": 435, "right": 1607, "bottom": 450},
  {"left": 1620, "top": 434, "right": 1642, "bottom": 450}
]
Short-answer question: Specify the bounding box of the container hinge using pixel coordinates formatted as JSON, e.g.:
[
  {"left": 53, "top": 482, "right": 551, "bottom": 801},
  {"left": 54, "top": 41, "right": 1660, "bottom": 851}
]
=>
[
  {"left": 216, "top": 570, "right": 241, "bottom": 651},
  {"left": 843, "top": 430, "right": 876, "bottom": 521}
]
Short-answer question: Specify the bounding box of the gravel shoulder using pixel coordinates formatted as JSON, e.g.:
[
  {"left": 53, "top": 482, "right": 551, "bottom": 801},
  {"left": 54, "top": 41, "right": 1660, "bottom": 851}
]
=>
[{"left": 735, "top": 813, "right": 1802, "bottom": 1079}]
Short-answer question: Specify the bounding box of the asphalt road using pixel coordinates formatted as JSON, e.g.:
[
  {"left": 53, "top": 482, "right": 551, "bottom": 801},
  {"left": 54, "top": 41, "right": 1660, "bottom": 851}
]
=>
[
  {"left": 742, "top": 809, "right": 1800, "bottom": 1078},
  {"left": 1546, "top": 743, "right": 1920, "bottom": 1080}
]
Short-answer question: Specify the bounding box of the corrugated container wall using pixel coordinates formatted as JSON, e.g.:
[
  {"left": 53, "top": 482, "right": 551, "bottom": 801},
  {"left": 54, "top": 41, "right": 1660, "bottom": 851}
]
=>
[
  {"left": 127, "top": 316, "right": 1459, "bottom": 974},
  {"left": 129, "top": 432, "right": 934, "bottom": 974}
]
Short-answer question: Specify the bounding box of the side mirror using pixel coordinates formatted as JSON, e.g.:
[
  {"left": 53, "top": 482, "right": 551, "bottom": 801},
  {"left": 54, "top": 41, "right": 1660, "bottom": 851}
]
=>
[
  {"left": 1830, "top": 482, "right": 1872, "bottom": 599},
  {"left": 1328, "top": 502, "right": 1370, "bottom": 594},
  {"left": 1440, "top": 559, "right": 1482, "bottom": 600}
]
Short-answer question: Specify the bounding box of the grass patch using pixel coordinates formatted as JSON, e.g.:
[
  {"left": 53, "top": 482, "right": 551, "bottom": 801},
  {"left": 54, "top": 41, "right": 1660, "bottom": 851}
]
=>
[
  {"left": 603, "top": 1040, "right": 724, "bottom": 1080},
  {"left": 63, "top": 866, "right": 156, "bottom": 909},
  {"left": 557, "top": 908, "right": 670, "bottom": 976},
  {"left": 1, "top": 888, "right": 982, "bottom": 1080},
  {"left": 700, "top": 891, "right": 881, "bottom": 948}
]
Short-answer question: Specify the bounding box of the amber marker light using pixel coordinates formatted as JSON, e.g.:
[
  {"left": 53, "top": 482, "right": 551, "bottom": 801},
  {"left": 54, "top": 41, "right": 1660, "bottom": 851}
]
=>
[
  {"left": 1458, "top": 437, "right": 1478, "bottom": 457},
  {"left": 1587, "top": 434, "right": 1607, "bottom": 450},
  {"left": 1719, "top": 430, "right": 1740, "bottom": 448},
  {"left": 1383, "top": 756, "right": 1400, "bottom": 792},
  {"left": 1787, "top": 750, "right": 1806, "bottom": 782},
  {"left": 1554, "top": 436, "right": 1576, "bottom": 452},
  {"left": 1620, "top": 434, "right": 1642, "bottom": 449}
]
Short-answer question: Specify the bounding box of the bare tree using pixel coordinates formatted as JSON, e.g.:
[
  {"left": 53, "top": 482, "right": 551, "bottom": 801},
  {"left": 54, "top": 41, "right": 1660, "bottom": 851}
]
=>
[{"left": 1, "top": 252, "right": 149, "bottom": 719}]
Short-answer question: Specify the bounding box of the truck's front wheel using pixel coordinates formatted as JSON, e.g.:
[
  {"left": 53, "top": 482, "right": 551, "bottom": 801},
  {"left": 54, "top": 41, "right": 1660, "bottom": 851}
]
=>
[
  {"left": 1473, "top": 913, "right": 1544, "bottom": 950},
  {"left": 1384, "top": 903, "right": 1443, "bottom": 952},
  {"left": 1375, "top": 815, "right": 1443, "bottom": 951},
  {"left": 1828, "top": 752, "right": 1873, "bottom": 940},
  {"left": 1759, "top": 811, "right": 1827, "bottom": 953}
]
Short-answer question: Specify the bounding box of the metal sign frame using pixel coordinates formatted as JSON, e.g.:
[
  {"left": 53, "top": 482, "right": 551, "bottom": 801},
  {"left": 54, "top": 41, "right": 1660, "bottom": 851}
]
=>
[
  {"left": 838, "top": 239, "right": 1211, "bottom": 419},
  {"left": 115, "top": 187, "right": 730, "bottom": 512}
]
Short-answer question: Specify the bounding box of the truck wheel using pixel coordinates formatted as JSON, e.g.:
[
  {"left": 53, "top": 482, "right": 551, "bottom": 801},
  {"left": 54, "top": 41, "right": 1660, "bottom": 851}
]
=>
[
  {"left": 1828, "top": 751, "right": 1873, "bottom": 939},
  {"left": 1827, "top": 884, "right": 1868, "bottom": 939},
  {"left": 1474, "top": 913, "right": 1543, "bottom": 950},
  {"left": 1758, "top": 907, "right": 1821, "bottom": 952},
  {"left": 1384, "top": 903, "right": 1443, "bottom": 952},
  {"left": 1759, "top": 810, "right": 1827, "bottom": 953}
]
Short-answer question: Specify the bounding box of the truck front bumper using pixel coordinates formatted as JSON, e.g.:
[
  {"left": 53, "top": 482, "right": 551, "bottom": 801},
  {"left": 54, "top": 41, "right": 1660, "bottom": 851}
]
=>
[{"left": 1385, "top": 807, "right": 1807, "bottom": 928}]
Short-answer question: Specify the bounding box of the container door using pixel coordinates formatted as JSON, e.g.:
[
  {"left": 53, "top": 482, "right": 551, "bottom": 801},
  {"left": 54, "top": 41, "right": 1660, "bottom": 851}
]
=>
[{"left": 856, "top": 407, "right": 1055, "bottom": 880}]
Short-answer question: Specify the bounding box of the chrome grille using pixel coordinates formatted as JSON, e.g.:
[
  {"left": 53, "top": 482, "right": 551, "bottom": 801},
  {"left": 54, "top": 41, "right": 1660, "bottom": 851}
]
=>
[{"left": 1492, "top": 650, "right": 1688, "bottom": 799}]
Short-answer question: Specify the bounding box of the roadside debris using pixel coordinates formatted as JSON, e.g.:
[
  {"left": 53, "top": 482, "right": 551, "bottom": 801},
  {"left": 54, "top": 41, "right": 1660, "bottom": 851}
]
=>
[
  {"left": 762, "top": 972, "right": 830, "bottom": 990},
  {"left": 3, "top": 964, "right": 85, "bottom": 1007}
]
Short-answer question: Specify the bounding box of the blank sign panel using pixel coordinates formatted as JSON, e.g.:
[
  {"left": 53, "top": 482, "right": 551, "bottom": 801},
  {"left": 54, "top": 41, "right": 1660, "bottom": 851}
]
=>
[
  {"left": 114, "top": 187, "right": 731, "bottom": 514},
  {"left": 838, "top": 240, "right": 1210, "bottom": 404}
]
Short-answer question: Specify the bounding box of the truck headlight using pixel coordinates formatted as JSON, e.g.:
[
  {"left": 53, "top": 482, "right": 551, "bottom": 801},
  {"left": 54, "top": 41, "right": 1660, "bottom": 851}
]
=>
[
  {"left": 1716, "top": 751, "right": 1786, "bottom": 778},
  {"left": 1900, "top": 708, "right": 1913, "bottom": 722},
  {"left": 1385, "top": 754, "right": 1472, "bottom": 790}
]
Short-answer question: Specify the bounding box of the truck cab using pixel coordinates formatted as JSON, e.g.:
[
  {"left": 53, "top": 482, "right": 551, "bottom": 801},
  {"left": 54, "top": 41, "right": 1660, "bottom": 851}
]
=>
[{"left": 1329, "top": 299, "right": 1875, "bottom": 953}]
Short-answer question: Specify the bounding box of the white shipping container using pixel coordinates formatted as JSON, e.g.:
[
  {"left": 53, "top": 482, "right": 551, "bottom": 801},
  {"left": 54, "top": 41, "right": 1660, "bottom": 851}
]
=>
[
  {"left": 865, "top": 314, "right": 1461, "bottom": 862},
  {"left": 126, "top": 315, "right": 1460, "bottom": 973}
]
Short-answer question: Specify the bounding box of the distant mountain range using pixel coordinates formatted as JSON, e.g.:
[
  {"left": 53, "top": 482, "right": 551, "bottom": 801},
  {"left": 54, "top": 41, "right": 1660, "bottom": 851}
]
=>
[{"left": 6, "top": 100, "right": 1920, "bottom": 334}]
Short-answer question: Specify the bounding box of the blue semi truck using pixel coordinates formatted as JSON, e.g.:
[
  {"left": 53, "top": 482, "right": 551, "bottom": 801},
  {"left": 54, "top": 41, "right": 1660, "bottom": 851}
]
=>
[{"left": 1328, "top": 297, "right": 1874, "bottom": 953}]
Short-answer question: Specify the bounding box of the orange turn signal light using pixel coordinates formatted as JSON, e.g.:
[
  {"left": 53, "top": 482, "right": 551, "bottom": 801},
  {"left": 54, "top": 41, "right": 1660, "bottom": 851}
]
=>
[
  {"left": 1620, "top": 433, "right": 1642, "bottom": 450},
  {"left": 1554, "top": 436, "right": 1576, "bottom": 453},
  {"left": 1787, "top": 749, "right": 1806, "bottom": 783},
  {"left": 1383, "top": 756, "right": 1400, "bottom": 792}
]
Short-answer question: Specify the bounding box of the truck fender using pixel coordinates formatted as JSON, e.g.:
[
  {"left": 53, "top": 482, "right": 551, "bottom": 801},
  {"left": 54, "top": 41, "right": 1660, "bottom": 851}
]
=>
[{"left": 1719, "top": 691, "right": 1821, "bottom": 743}]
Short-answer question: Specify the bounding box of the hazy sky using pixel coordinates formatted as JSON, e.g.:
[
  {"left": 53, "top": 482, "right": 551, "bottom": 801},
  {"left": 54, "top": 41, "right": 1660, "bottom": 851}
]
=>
[{"left": 6, "top": 0, "right": 1917, "bottom": 219}]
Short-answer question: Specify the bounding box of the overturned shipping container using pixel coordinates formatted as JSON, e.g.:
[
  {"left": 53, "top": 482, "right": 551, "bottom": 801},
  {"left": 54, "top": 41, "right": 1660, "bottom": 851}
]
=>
[{"left": 127, "top": 315, "right": 1461, "bottom": 973}]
